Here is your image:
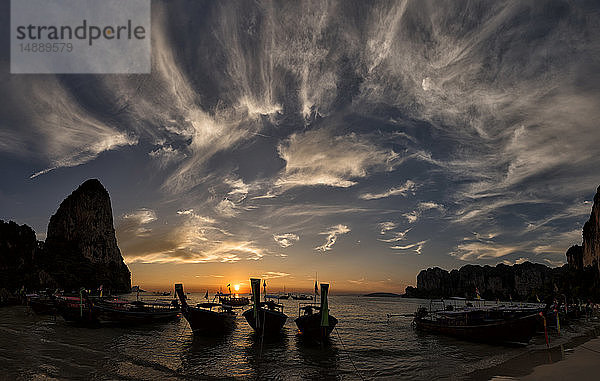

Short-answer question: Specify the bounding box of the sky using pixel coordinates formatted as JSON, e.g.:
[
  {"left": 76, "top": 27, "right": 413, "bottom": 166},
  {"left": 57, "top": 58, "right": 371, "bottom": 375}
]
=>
[{"left": 1, "top": 0, "right": 600, "bottom": 293}]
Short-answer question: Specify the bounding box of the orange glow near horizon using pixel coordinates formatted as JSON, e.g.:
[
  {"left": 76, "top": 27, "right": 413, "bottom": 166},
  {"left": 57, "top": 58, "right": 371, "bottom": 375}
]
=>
[{"left": 127, "top": 261, "right": 413, "bottom": 295}]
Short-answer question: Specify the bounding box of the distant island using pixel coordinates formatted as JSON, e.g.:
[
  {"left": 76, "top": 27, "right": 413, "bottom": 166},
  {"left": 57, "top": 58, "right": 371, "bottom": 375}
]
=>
[
  {"left": 405, "top": 185, "right": 600, "bottom": 302},
  {"left": 364, "top": 292, "right": 402, "bottom": 297}
]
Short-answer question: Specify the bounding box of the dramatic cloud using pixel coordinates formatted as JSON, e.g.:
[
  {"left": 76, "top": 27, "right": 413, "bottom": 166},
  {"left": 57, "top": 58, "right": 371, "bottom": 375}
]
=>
[
  {"left": 315, "top": 224, "right": 351, "bottom": 252},
  {"left": 273, "top": 233, "right": 300, "bottom": 248},
  {"left": 2, "top": 1, "right": 600, "bottom": 287}
]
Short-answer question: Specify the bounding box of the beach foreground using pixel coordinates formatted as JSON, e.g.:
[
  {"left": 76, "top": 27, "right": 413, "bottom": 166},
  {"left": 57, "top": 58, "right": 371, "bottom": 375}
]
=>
[
  {"left": 520, "top": 337, "right": 600, "bottom": 381},
  {"left": 470, "top": 325, "right": 600, "bottom": 381}
]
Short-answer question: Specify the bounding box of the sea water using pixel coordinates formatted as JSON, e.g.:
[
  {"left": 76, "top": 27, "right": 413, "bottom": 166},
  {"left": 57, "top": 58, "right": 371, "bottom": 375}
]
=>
[{"left": 1, "top": 295, "right": 598, "bottom": 380}]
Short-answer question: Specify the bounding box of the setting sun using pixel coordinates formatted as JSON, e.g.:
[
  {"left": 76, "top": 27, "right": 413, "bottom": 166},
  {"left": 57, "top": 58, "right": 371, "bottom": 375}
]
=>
[{"left": 234, "top": 284, "right": 240, "bottom": 291}]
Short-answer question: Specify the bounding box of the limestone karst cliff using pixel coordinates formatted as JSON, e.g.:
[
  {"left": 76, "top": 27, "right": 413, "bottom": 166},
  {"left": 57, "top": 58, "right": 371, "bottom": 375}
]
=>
[
  {"left": 408, "top": 185, "right": 600, "bottom": 301},
  {"left": 42, "top": 179, "right": 131, "bottom": 292},
  {"left": 0, "top": 220, "right": 40, "bottom": 291},
  {"left": 582, "top": 186, "right": 600, "bottom": 272},
  {"left": 410, "top": 262, "right": 560, "bottom": 301}
]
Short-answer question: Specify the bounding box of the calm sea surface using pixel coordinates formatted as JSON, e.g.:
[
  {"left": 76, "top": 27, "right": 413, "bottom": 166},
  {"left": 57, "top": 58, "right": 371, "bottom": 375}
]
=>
[{"left": 1, "top": 294, "right": 598, "bottom": 380}]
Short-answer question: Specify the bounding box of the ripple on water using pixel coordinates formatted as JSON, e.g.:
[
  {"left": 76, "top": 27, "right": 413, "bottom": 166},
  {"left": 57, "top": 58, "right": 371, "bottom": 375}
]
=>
[{"left": 0, "top": 296, "right": 574, "bottom": 380}]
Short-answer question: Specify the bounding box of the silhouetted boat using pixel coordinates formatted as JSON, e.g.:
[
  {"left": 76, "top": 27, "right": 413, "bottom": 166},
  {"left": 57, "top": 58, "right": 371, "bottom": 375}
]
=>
[
  {"left": 28, "top": 293, "right": 58, "bottom": 315},
  {"left": 243, "top": 278, "right": 287, "bottom": 335},
  {"left": 57, "top": 294, "right": 99, "bottom": 324},
  {"left": 413, "top": 305, "right": 540, "bottom": 345},
  {"left": 91, "top": 298, "right": 180, "bottom": 324},
  {"left": 175, "top": 284, "right": 236, "bottom": 335},
  {"left": 295, "top": 283, "right": 337, "bottom": 342},
  {"left": 291, "top": 294, "right": 313, "bottom": 300},
  {"left": 217, "top": 293, "right": 250, "bottom": 307}
]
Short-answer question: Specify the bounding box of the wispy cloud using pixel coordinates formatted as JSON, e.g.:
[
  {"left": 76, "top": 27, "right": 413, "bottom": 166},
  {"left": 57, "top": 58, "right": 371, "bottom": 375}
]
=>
[
  {"left": 404, "top": 202, "right": 445, "bottom": 223},
  {"left": 451, "top": 242, "right": 522, "bottom": 262},
  {"left": 360, "top": 180, "right": 417, "bottom": 200},
  {"left": 118, "top": 209, "right": 157, "bottom": 237},
  {"left": 276, "top": 129, "right": 399, "bottom": 189},
  {"left": 390, "top": 240, "right": 427, "bottom": 255},
  {"left": 315, "top": 224, "right": 351, "bottom": 252},
  {"left": 261, "top": 271, "right": 290, "bottom": 279},
  {"left": 273, "top": 233, "right": 300, "bottom": 248},
  {"left": 149, "top": 145, "right": 187, "bottom": 168}
]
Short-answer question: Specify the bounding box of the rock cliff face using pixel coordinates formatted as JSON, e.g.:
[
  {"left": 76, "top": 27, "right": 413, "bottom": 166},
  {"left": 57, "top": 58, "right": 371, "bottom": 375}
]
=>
[
  {"left": 566, "top": 245, "right": 583, "bottom": 270},
  {"left": 411, "top": 262, "right": 561, "bottom": 301},
  {"left": 44, "top": 179, "right": 131, "bottom": 292},
  {"left": 583, "top": 186, "right": 600, "bottom": 272},
  {"left": 0, "top": 220, "right": 40, "bottom": 291}
]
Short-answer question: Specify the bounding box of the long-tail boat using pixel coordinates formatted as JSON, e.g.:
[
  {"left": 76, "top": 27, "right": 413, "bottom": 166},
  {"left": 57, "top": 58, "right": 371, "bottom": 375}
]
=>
[
  {"left": 91, "top": 298, "right": 180, "bottom": 324},
  {"left": 56, "top": 291, "right": 100, "bottom": 324},
  {"left": 295, "top": 283, "right": 338, "bottom": 342},
  {"left": 218, "top": 294, "right": 250, "bottom": 307},
  {"left": 28, "top": 292, "right": 59, "bottom": 315},
  {"left": 413, "top": 304, "right": 540, "bottom": 345},
  {"left": 243, "top": 278, "right": 287, "bottom": 335},
  {"left": 175, "top": 284, "right": 236, "bottom": 335}
]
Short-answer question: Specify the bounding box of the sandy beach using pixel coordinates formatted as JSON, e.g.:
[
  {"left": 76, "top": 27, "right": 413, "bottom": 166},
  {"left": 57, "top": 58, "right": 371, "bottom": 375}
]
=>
[
  {"left": 470, "top": 323, "right": 600, "bottom": 380},
  {"left": 520, "top": 337, "right": 600, "bottom": 381}
]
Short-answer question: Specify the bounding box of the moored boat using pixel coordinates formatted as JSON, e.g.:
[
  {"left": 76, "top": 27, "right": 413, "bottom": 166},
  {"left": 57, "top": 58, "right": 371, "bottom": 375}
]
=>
[
  {"left": 413, "top": 305, "right": 540, "bottom": 345},
  {"left": 295, "top": 283, "right": 337, "bottom": 342},
  {"left": 243, "top": 278, "right": 287, "bottom": 335},
  {"left": 56, "top": 292, "right": 100, "bottom": 324},
  {"left": 218, "top": 293, "right": 250, "bottom": 307},
  {"left": 91, "top": 298, "right": 180, "bottom": 324},
  {"left": 291, "top": 294, "right": 313, "bottom": 301},
  {"left": 175, "top": 284, "right": 236, "bottom": 335},
  {"left": 28, "top": 292, "right": 59, "bottom": 315}
]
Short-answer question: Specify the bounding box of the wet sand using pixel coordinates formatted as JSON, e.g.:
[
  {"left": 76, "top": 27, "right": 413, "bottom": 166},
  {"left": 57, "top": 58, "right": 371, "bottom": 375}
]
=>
[
  {"left": 469, "top": 323, "right": 600, "bottom": 380},
  {"left": 520, "top": 337, "right": 600, "bottom": 380}
]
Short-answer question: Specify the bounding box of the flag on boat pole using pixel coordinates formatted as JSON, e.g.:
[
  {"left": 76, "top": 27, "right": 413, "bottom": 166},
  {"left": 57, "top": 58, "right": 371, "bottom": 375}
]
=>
[
  {"left": 314, "top": 281, "right": 319, "bottom": 295},
  {"left": 263, "top": 280, "right": 267, "bottom": 301}
]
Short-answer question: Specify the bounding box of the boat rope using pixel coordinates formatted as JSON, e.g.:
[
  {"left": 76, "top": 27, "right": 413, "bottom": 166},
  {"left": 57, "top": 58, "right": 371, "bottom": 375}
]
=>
[{"left": 335, "top": 327, "right": 366, "bottom": 381}]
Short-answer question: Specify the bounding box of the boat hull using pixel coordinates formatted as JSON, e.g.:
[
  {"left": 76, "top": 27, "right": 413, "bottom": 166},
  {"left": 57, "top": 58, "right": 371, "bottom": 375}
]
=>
[
  {"left": 182, "top": 306, "right": 236, "bottom": 335},
  {"left": 219, "top": 297, "right": 249, "bottom": 307},
  {"left": 94, "top": 304, "right": 180, "bottom": 324},
  {"left": 295, "top": 313, "right": 338, "bottom": 341},
  {"left": 29, "top": 298, "right": 58, "bottom": 315},
  {"left": 414, "top": 313, "right": 540, "bottom": 345},
  {"left": 243, "top": 308, "right": 287, "bottom": 335},
  {"left": 58, "top": 304, "right": 100, "bottom": 324}
]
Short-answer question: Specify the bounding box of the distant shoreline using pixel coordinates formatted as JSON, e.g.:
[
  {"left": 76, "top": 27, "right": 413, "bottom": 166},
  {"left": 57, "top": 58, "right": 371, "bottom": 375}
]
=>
[{"left": 363, "top": 292, "right": 402, "bottom": 297}]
